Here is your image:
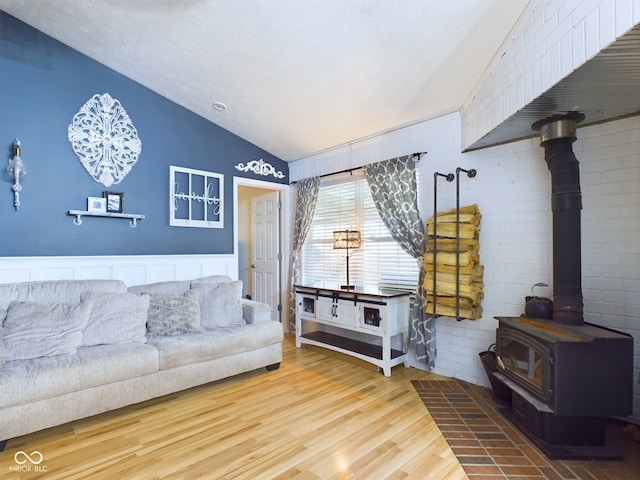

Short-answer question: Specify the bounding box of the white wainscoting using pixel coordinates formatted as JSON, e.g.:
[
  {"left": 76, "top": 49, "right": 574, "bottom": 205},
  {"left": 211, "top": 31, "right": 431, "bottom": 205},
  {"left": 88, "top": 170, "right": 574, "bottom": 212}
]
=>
[{"left": 0, "top": 254, "right": 238, "bottom": 287}]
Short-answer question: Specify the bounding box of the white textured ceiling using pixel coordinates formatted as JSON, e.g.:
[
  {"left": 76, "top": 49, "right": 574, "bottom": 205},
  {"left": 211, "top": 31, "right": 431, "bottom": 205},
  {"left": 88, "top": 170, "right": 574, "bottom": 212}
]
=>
[{"left": 0, "top": 0, "right": 529, "bottom": 161}]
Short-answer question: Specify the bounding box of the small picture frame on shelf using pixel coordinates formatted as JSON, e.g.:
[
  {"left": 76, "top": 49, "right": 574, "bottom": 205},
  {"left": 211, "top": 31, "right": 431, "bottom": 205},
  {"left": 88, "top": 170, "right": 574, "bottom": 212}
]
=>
[
  {"left": 103, "top": 191, "right": 124, "bottom": 213},
  {"left": 87, "top": 196, "right": 106, "bottom": 213}
]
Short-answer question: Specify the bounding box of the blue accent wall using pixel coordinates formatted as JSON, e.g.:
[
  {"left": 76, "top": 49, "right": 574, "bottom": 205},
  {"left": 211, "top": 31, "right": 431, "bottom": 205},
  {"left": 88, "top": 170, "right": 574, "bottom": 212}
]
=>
[{"left": 0, "top": 12, "right": 288, "bottom": 256}]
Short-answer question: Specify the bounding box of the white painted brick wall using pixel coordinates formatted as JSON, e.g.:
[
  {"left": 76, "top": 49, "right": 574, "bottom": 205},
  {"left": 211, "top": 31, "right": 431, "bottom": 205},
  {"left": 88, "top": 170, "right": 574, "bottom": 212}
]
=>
[
  {"left": 578, "top": 117, "right": 640, "bottom": 422},
  {"left": 461, "top": 0, "right": 640, "bottom": 149},
  {"left": 289, "top": 113, "right": 640, "bottom": 423}
]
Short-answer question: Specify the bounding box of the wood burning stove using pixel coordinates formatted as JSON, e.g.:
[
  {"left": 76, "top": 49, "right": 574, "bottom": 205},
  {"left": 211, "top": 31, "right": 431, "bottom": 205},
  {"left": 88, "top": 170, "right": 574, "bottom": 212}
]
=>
[
  {"left": 489, "top": 113, "right": 634, "bottom": 460},
  {"left": 494, "top": 316, "right": 632, "bottom": 458}
]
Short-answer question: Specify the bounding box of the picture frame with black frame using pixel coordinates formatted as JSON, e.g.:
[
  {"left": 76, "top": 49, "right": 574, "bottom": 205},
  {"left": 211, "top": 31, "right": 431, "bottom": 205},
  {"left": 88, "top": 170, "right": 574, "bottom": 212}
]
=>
[{"left": 103, "top": 191, "right": 124, "bottom": 213}]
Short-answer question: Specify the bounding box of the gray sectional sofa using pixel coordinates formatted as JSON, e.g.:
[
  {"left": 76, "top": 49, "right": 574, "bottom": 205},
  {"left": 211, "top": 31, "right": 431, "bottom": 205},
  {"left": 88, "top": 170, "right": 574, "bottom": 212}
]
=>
[{"left": 0, "top": 275, "right": 283, "bottom": 448}]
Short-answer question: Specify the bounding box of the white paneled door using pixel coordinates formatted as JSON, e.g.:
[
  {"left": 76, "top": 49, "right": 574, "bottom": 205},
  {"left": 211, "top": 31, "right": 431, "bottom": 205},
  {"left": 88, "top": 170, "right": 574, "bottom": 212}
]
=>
[{"left": 251, "top": 191, "right": 281, "bottom": 322}]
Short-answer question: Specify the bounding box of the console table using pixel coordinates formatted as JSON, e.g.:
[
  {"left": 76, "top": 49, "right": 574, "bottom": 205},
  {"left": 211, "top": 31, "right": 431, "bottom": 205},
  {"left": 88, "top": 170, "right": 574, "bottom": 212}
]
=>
[{"left": 295, "top": 284, "right": 411, "bottom": 376}]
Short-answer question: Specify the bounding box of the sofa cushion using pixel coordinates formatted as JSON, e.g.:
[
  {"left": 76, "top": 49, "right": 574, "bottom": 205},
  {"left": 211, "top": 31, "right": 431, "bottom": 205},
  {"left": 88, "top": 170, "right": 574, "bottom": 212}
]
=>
[
  {"left": 192, "top": 280, "right": 245, "bottom": 329},
  {"left": 80, "top": 291, "right": 150, "bottom": 346},
  {"left": 0, "top": 343, "right": 159, "bottom": 409},
  {"left": 190, "top": 275, "right": 234, "bottom": 286},
  {"left": 0, "top": 279, "right": 127, "bottom": 310},
  {"left": 241, "top": 298, "right": 272, "bottom": 324},
  {"left": 145, "top": 289, "right": 203, "bottom": 337},
  {"left": 0, "top": 308, "right": 6, "bottom": 368},
  {"left": 146, "top": 320, "right": 284, "bottom": 370},
  {"left": 3, "top": 300, "right": 93, "bottom": 361},
  {"left": 127, "top": 275, "right": 234, "bottom": 296}
]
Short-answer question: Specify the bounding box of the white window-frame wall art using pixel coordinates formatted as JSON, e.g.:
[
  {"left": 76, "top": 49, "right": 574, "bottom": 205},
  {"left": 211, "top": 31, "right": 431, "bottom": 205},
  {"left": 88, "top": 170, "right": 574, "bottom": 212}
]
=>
[{"left": 170, "top": 165, "right": 224, "bottom": 228}]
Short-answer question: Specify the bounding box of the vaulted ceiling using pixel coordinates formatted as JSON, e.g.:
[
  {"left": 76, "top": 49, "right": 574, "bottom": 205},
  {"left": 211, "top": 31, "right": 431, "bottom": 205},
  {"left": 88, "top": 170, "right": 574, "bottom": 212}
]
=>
[{"left": 1, "top": 0, "right": 530, "bottom": 161}]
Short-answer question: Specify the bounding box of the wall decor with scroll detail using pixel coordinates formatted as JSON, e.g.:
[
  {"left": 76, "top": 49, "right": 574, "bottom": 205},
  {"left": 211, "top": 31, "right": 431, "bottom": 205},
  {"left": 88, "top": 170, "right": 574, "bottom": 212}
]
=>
[
  {"left": 68, "top": 92, "right": 142, "bottom": 187},
  {"left": 235, "top": 159, "right": 284, "bottom": 179},
  {"left": 170, "top": 165, "right": 223, "bottom": 228}
]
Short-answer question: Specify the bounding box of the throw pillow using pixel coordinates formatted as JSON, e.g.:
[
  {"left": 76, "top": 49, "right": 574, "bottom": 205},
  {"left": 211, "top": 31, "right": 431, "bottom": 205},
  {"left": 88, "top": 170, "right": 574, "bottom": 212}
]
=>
[
  {"left": 80, "top": 291, "right": 150, "bottom": 346},
  {"left": 145, "top": 289, "right": 203, "bottom": 337},
  {"left": 0, "top": 308, "right": 6, "bottom": 368},
  {"left": 191, "top": 280, "right": 245, "bottom": 329},
  {"left": 3, "top": 300, "right": 93, "bottom": 361}
]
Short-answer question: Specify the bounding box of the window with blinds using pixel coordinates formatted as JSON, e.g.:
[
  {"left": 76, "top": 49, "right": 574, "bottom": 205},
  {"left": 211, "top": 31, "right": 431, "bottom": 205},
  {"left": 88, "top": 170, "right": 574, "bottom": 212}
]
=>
[{"left": 300, "top": 171, "right": 419, "bottom": 291}]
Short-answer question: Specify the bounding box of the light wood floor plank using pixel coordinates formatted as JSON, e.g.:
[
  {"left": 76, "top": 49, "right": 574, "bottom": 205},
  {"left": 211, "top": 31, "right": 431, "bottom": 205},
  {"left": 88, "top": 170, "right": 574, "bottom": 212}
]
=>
[{"left": 0, "top": 335, "right": 466, "bottom": 479}]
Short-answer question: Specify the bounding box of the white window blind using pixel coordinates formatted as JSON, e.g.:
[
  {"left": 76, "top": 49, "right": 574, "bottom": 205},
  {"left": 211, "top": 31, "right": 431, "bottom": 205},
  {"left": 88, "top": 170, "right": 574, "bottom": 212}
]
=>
[{"left": 300, "top": 170, "right": 419, "bottom": 291}]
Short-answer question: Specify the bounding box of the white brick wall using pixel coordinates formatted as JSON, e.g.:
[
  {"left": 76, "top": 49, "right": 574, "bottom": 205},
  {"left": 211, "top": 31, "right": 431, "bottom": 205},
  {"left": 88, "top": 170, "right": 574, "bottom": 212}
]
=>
[
  {"left": 461, "top": 0, "right": 640, "bottom": 149},
  {"left": 289, "top": 113, "right": 640, "bottom": 423},
  {"left": 578, "top": 117, "right": 640, "bottom": 422}
]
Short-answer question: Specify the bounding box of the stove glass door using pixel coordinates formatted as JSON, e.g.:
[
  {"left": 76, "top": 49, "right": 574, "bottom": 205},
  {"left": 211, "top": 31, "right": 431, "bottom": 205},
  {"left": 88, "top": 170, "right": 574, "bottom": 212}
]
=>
[{"left": 497, "top": 328, "right": 551, "bottom": 402}]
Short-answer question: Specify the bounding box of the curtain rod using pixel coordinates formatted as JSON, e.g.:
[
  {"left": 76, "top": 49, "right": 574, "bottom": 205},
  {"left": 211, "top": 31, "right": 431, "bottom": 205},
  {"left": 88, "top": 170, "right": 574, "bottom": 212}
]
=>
[{"left": 290, "top": 151, "right": 426, "bottom": 185}]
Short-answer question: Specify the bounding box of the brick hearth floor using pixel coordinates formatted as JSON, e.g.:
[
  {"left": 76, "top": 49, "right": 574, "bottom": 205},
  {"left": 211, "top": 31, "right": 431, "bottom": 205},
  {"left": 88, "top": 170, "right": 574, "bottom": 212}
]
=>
[{"left": 411, "top": 380, "right": 640, "bottom": 480}]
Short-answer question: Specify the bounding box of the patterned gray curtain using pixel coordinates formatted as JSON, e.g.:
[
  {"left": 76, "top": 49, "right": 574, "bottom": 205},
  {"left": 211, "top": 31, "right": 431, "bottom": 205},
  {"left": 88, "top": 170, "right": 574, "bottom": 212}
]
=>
[
  {"left": 364, "top": 156, "right": 434, "bottom": 368},
  {"left": 288, "top": 176, "right": 320, "bottom": 331}
]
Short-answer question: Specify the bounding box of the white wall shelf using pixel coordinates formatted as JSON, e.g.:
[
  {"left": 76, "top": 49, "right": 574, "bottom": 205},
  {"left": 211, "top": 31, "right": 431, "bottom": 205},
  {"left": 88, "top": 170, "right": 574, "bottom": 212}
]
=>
[{"left": 68, "top": 210, "right": 145, "bottom": 228}]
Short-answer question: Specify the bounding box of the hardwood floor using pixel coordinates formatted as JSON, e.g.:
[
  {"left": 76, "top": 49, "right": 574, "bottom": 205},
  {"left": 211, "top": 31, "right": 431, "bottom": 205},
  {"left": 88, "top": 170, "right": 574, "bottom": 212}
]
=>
[{"left": 0, "top": 335, "right": 467, "bottom": 480}]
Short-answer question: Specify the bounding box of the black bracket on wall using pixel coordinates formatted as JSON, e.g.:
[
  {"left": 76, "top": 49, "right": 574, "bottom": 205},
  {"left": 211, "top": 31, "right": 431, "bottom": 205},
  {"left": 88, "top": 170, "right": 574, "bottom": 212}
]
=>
[
  {"left": 430, "top": 171, "right": 455, "bottom": 320},
  {"left": 455, "top": 167, "right": 477, "bottom": 321}
]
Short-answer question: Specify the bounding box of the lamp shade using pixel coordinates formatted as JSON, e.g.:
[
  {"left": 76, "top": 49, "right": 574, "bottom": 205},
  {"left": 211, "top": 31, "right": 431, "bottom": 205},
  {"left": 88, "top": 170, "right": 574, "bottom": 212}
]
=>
[{"left": 333, "top": 230, "right": 361, "bottom": 250}]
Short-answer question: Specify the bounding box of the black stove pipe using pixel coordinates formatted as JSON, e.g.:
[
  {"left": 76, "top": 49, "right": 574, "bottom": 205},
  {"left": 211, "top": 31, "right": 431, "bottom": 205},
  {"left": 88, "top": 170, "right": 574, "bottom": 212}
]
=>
[{"left": 532, "top": 112, "right": 585, "bottom": 326}]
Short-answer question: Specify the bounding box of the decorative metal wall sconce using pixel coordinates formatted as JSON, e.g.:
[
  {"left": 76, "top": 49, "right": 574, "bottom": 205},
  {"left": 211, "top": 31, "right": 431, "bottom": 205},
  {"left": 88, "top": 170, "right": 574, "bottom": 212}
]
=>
[{"left": 7, "top": 139, "right": 27, "bottom": 210}]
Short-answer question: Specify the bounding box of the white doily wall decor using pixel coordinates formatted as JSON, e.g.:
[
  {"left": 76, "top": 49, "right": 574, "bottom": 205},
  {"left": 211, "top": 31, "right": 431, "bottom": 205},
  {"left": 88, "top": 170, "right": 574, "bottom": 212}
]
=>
[{"left": 68, "top": 93, "right": 142, "bottom": 187}]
